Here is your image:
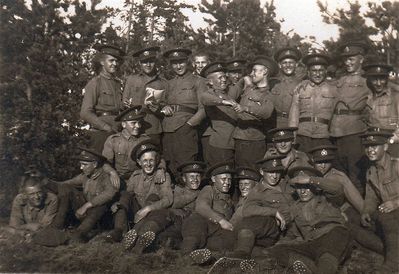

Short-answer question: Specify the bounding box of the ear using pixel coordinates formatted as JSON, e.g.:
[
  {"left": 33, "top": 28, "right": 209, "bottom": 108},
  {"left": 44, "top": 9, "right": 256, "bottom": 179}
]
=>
[
  {"left": 211, "top": 175, "right": 216, "bottom": 183},
  {"left": 182, "top": 175, "right": 187, "bottom": 184},
  {"left": 383, "top": 143, "right": 389, "bottom": 152},
  {"left": 259, "top": 169, "right": 264, "bottom": 176},
  {"left": 359, "top": 55, "right": 364, "bottom": 64},
  {"left": 121, "top": 121, "right": 127, "bottom": 129}
]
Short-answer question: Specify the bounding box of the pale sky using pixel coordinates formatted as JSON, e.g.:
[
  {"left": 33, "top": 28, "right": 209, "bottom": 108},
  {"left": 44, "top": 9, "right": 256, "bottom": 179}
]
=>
[{"left": 97, "top": 0, "right": 389, "bottom": 45}]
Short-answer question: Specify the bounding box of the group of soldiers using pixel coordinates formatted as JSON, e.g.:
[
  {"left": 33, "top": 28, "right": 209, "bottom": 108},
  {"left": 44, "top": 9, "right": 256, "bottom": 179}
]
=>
[{"left": 7, "top": 41, "right": 399, "bottom": 273}]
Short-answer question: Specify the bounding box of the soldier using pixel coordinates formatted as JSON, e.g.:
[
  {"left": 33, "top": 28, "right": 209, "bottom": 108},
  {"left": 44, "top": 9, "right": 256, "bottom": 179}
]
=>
[
  {"left": 232, "top": 56, "right": 276, "bottom": 168},
  {"left": 200, "top": 62, "right": 239, "bottom": 166},
  {"left": 363, "top": 61, "right": 399, "bottom": 158},
  {"left": 8, "top": 177, "right": 58, "bottom": 236},
  {"left": 226, "top": 156, "right": 292, "bottom": 259},
  {"left": 180, "top": 162, "right": 235, "bottom": 258},
  {"left": 330, "top": 41, "right": 370, "bottom": 195},
  {"left": 267, "top": 127, "right": 309, "bottom": 170},
  {"left": 122, "top": 161, "right": 205, "bottom": 254},
  {"left": 360, "top": 130, "right": 399, "bottom": 273},
  {"left": 270, "top": 47, "right": 303, "bottom": 127},
  {"left": 80, "top": 44, "right": 125, "bottom": 152},
  {"left": 288, "top": 53, "right": 338, "bottom": 153},
  {"left": 123, "top": 46, "right": 167, "bottom": 145},
  {"left": 108, "top": 140, "right": 173, "bottom": 243},
  {"left": 309, "top": 145, "right": 383, "bottom": 254},
  {"left": 269, "top": 165, "right": 350, "bottom": 274},
  {"left": 52, "top": 148, "right": 117, "bottom": 243},
  {"left": 161, "top": 48, "right": 207, "bottom": 176},
  {"left": 225, "top": 59, "right": 247, "bottom": 86},
  {"left": 192, "top": 51, "right": 210, "bottom": 76}
]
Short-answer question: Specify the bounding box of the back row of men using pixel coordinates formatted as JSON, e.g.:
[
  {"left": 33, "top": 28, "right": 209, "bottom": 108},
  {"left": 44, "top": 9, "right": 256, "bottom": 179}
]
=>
[{"left": 81, "top": 41, "right": 398, "bottom": 196}]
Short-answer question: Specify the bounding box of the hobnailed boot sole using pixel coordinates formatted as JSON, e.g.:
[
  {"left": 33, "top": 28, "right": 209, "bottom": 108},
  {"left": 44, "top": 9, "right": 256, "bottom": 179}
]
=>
[
  {"left": 132, "top": 231, "right": 156, "bottom": 254},
  {"left": 240, "top": 259, "right": 257, "bottom": 272},
  {"left": 292, "top": 260, "right": 313, "bottom": 274},
  {"left": 189, "top": 248, "right": 212, "bottom": 265},
  {"left": 123, "top": 229, "right": 138, "bottom": 251}
]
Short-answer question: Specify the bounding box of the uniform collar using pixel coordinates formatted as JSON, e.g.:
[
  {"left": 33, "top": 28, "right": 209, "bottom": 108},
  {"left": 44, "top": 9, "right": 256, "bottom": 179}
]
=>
[
  {"left": 90, "top": 168, "right": 103, "bottom": 180},
  {"left": 373, "top": 87, "right": 390, "bottom": 98},
  {"left": 121, "top": 129, "right": 137, "bottom": 140},
  {"left": 375, "top": 152, "right": 390, "bottom": 170},
  {"left": 173, "top": 71, "right": 191, "bottom": 79},
  {"left": 99, "top": 72, "right": 114, "bottom": 80}
]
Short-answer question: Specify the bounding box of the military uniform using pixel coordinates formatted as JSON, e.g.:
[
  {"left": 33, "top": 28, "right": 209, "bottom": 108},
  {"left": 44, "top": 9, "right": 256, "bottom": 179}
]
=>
[
  {"left": 80, "top": 45, "right": 124, "bottom": 151},
  {"left": 270, "top": 166, "right": 350, "bottom": 274},
  {"left": 53, "top": 148, "right": 116, "bottom": 241},
  {"left": 9, "top": 192, "right": 58, "bottom": 229},
  {"left": 361, "top": 131, "right": 399, "bottom": 272},
  {"left": 123, "top": 47, "right": 167, "bottom": 143},
  {"left": 181, "top": 163, "right": 235, "bottom": 253},
  {"left": 270, "top": 47, "right": 303, "bottom": 127},
  {"left": 330, "top": 42, "right": 370, "bottom": 194},
  {"left": 233, "top": 86, "right": 274, "bottom": 167},
  {"left": 289, "top": 53, "right": 338, "bottom": 153},
  {"left": 200, "top": 62, "right": 239, "bottom": 166},
  {"left": 162, "top": 48, "right": 206, "bottom": 176}
]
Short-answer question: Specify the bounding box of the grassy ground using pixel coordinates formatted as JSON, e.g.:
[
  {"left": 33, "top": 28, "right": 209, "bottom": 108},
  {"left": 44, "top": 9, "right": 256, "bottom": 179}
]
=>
[{"left": 0, "top": 225, "right": 383, "bottom": 274}]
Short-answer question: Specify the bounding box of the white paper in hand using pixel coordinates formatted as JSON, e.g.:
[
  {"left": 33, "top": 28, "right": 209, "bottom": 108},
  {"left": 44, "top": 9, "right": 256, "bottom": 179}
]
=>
[{"left": 144, "top": 87, "right": 164, "bottom": 105}]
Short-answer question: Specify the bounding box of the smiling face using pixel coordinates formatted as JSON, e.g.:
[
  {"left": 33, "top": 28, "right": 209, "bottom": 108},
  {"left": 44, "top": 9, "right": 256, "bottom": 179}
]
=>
[
  {"left": 212, "top": 173, "right": 232, "bottom": 193},
  {"left": 369, "top": 76, "right": 388, "bottom": 94},
  {"left": 274, "top": 140, "right": 293, "bottom": 155},
  {"left": 80, "top": 160, "right": 98, "bottom": 177},
  {"left": 101, "top": 54, "right": 118, "bottom": 75},
  {"left": 250, "top": 64, "right": 268, "bottom": 84},
  {"left": 365, "top": 144, "right": 387, "bottom": 162},
  {"left": 279, "top": 58, "right": 297, "bottom": 76},
  {"left": 260, "top": 170, "right": 282, "bottom": 186},
  {"left": 193, "top": 56, "right": 210, "bottom": 75},
  {"left": 171, "top": 60, "right": 188, "bottom": 76},
  {"left": 344, "top": 55, "right": 363, "bottom": 73},
  {"left": 238, "top": 179, "right": 256, "bottom": 197},
  {"left": 138, "top": 151, "right": 158, "bottom": 175},
  {"left": 140, "top": 59, "right": 156, "bottom": 75},
  {"left": 208, "top": 71, "right": 227, "bottom": 90},
  {"left": 182, "top": 172, "right": 202, "bottom": 190},
  {"left": 227, "top": 71, "right": 243, "bottom": 84},
  {"left": 296, "top": 187, "right": 314, "bottom": 202},
  {"left": 308, "top": 64, "right": 327, "bottom": 84},
  {"left": 122, "top": 120, "right": 141, "bottom": 136},
  {"left": 24, "top": 185, "right": 45, "bottom": 208}
]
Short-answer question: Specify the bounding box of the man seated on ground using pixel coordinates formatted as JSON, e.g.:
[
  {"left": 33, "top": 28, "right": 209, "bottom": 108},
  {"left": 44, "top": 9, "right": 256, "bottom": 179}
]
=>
[
  {"left": 360, "top": 129, "right": 399, "bottom": 273},
  {"left": 189, "top": 167, "right": 261, "bottom": 264},
  {"left": 268, "top": 165, "right": 350, "bottom": 274},
  {"left": 180, "top": 162, "right": 236, "bottom": 262},
  {"left": 108, "top": 140, "right": 173, "bottom": 243},
  {"left": 225, "top": 155, "right": 293, "bottom": 260},
  {"left": 267, "top": 127, "right": 309, "bottom": 171},
  {"left": 309, "top": 145, "right": 383, "bottom": 255},
  {"left": 122, "top": 161, "right": 205, "bottom": 254},
  {"left": 8, "top": 176, "right": 58, "bottom": 238},
  {"left": 52, "top": 147, "right": 117, "bottom": 243}
]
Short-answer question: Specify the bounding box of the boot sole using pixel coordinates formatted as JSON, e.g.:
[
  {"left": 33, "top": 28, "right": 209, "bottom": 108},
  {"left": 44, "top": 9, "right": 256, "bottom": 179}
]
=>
[
  {"left": 292, "top": 260, "right": 312, "bottom": 274},
  {"left": 189, "top": 248, "right": 212, "bottom": 265},
  {"left": 122, "top": 229, "right": 137, "bottom": 251}
]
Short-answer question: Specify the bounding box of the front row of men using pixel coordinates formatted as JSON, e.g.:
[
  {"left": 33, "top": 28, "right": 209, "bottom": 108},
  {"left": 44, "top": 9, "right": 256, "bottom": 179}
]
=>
[{"left": 8, "top": 124, "right": 398, "bottom": 273}]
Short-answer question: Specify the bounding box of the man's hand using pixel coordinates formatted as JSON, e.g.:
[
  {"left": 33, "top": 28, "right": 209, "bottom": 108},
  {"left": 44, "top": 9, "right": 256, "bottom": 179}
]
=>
[
  {"left": 134, "top": 206, "right": 151, "bottom": 223},
  {"left": 218, "top": 219, "right": 234, "bottom": 231},
  {"left": 109, "top": 171, "right": 120, "bottom": 190},
  {"left": 361, "top": 213, "right": 372, "bottom": 227},
  {"left": 243, "top": 76, "right": 253, "bottom": 89},
  {"left": 76, "top": 202, "right": 93, "bottom": 219},
  {"left": 146, "top": 101, "right": 159, "bottom": 112},
  {"left": 222, "top": 99, "right": 237, "bottom": 107},
  {"left": 161, "top": 106, "right": 174, "bottom": 116},
  {"left": 378, "top": 200, "right": 399, "bottom": 214},
  {"left": 103, "top": 124, "right": 113, "bottom": 133},
  {"left": 275, "top": 211, "right": 286, "bottom": 231},
  {"left": 232, "top": 104, "right": 247, "bottom": 113},
  {"left": 155, "top": 169, "right": 167, "bottom": 183},
  {"left": 110, "top": 202, "right": 121, "bottom": 214},
  {"left": 123, "top": 98, "right": 134, "bottom": 108}
]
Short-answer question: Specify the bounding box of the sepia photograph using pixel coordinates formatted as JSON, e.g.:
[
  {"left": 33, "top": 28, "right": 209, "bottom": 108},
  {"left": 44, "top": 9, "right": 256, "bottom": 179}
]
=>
[{"left": 0, "top": 0, "right": 398, "bottom": 273}]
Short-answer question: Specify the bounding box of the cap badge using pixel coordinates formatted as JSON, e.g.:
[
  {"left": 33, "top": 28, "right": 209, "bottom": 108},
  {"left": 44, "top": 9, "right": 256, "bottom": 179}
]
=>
[
  {"left": 376, "top": 67, "right": 382, "bottom": 73},
  {"left": 193, "top": 164, "right": 199, "bottom": 169},
  {"left": 278, "top": 131, "right": 285, "bottom": 136},
  {"left": 173, "top": 52, "right": 179, "bottom": 57},
  {"left": 217, "top": 64, "right": 222, "bottom": 68},
  {"left": 143, "top": 51, "right": 150, "bottom": 56},
  {"left": 344, "top": 46, "right": 350, "bottom": 52},
  {"left": 298, "top": 171, "right": 305, "bottom": 176},
  {"left": 321, "top": 149, "right": 328, "bottom": 156},
  {"left": 225, "top": 165, "right": 230, "bottom": 170},
  {"left": 272, "top": 159, "right": 278, "bottom": 167},
  {"left": 367, "top": 136, "right": 376, "bottom": 141},
  {"left": 233, "top": 62, "right": 239, "bottom": 67},
  {"left": 141, "top": 145, "right": 147, "bottom": 150},
  {"left": 240, "top": 170, "right": 246, "bottom": 175}
]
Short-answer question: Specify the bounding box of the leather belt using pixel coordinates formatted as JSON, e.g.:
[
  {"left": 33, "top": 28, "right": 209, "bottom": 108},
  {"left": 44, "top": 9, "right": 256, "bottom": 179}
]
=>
[
  {"left": 334, "top": 109, "right": 364, "bottom": 115},
  {"left": 276, "top": 111, "right": 288, "bottom": 118},
  {"left": 96, "top": 111, "right": 119, "bottom": 116},
  {"left": 169, "top": 104, "right": 197, "bottom": 114},
  {"left": 299, "top": 117, "right": 330, "bottom": 125}
]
